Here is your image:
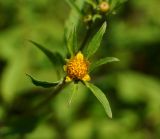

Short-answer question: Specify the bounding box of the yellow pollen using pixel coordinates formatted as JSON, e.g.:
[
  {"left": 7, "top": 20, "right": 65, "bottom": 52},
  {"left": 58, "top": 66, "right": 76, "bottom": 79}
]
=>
[{"left": 64, "top": 52, "right": 90, "bottom": 82}]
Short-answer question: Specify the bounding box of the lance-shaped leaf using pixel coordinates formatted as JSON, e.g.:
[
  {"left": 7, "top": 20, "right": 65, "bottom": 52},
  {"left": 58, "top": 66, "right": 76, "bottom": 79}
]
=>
[
  {"left": 109, "top": 0, "right": 128, "bottom": 13},
  {"left": 26, "top": 74, "right": 59, "bottom": 88},
  {"left": 65, "top": 25, "right": 78, "bottom": 56},
  {"left": 29, "top": 40, "right": 64, "bottom": 66},
  {"left": 65, "top": 0, "right": 85, "bottom": 56},
  {"left": 68, "top": 83, "right": 78, "bottom": 106},
  {"left": 84, "top": 82, "right": 112, "bottom": 118},
  {"left": 66, "top": 0, "right": 83, "bottom": 16},
  {"left": 84, "top": 22, "right": 107, "bottom": 58},
  {"left": 89, "top": 57, "right": 120, "bottom": 72}
]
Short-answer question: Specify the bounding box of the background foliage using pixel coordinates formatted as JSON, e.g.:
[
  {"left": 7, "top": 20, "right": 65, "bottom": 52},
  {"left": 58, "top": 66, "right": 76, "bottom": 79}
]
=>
[{"left": 0, "top": 0, "right": 160, "bottom": 139}]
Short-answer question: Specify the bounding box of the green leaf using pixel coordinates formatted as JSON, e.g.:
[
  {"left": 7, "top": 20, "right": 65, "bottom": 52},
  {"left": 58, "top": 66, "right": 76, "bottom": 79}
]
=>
[
  {"left": 110, "top": 0, "right": 128, "bottom": 12},
  {"left": 65, "top": 0, "right": 83, "bottom": 16},
  {"left": 26, "top": 74, "right": 59, "bottom": 88},
  {"left": 65, "top": 25, "right": 78, "bottom": 56},
  {"left": 86, "top": 0, "right": 97, "bottom": 9},
  {"left": 65, "top": 0, "right": 85, "bottom": 54},
  {"left": 68, "top": 83, "right": 78, "bottom": 106},
  {"left": 84, "top": 82, "right": 112, "bottom": 118},
  {"left": 29, "top": 40, "right": 64, "bottom": 66},
  {"left": 84, "top": 22, "right": 107, "bottom": 58},
  {"left": 89, "top": 57, "right": 120, "bottom": 72}
]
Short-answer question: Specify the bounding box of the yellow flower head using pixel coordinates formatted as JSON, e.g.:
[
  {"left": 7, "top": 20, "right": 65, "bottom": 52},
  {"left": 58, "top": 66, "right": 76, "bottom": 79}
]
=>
[
  {"left": 64, "top": 52, "right": 90, "bottom": 82},
  {"left": 99, "top": 1, "right": 110, "bottom": 13}
]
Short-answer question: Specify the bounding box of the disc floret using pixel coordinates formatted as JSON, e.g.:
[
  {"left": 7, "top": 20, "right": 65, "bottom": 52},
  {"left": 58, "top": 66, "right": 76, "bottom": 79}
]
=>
[{"left": 64, "top": 52, "right": 90, "bottom": 82}]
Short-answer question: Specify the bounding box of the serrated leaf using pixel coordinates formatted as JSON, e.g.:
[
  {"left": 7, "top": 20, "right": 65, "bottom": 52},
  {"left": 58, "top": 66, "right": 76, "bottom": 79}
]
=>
[
  {"left": 84, "top": 82, "right": 112, "bottom": 118},
  {"left": 26, "top": 74, "right": 59, "bottom": 88},
  {"left": 29, "top": 40, "right": 64, "bottom": 66},
  {"left": 89, "top": 57, "right": 120, "bottom": 72},
  {"left": 84, "top": 22, "right": 107, "bottom": 58},
  {"left": 65, "top": 25, "right": 78, "bottom": 56}
]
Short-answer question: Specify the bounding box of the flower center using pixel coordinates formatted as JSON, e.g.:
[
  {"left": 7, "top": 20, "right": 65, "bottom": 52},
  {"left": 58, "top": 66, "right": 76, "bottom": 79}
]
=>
[
  {"left": 66, "top": 55, "right": 89, "bottom": 80},
  {"left": 64, "top": 52, "right": 90, "bottom": 82}
]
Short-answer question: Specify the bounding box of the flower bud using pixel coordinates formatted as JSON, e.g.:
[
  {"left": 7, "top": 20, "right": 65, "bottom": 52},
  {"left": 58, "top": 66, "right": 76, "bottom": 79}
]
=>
[
  {"left": 99, "top": 1, "right": 110, "bottom": 13},
  {"left": 83, "top": 14, "right": 92, "bottom": 23}
]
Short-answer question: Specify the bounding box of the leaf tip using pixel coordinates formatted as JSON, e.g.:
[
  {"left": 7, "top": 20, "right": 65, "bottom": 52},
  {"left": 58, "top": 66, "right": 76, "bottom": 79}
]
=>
[
  {"left": 26, "top": 74, "right": 33, "bottom": 82},
  {"left": 102, "top": 21, "right": 107, "bottom": 30},
  {"left": 108, "top": 112, "right": 112, "bottom": 119},
  {"left": 26, "top": 73, "right": 30, "bottom": 78},
  {"left": 114, "top": 57, "right": 120, "bottom": 62},
  {"left": 28, "top": 39, "right": 34, "bottom": 44}
]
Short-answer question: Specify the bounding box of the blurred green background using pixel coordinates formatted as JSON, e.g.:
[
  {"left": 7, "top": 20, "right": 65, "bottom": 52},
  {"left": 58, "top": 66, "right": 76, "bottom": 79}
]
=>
[{"left": 0, "top": 0, "right": 160, "bottom": 139}]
